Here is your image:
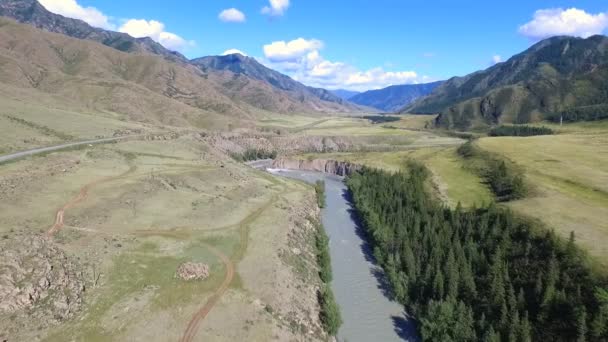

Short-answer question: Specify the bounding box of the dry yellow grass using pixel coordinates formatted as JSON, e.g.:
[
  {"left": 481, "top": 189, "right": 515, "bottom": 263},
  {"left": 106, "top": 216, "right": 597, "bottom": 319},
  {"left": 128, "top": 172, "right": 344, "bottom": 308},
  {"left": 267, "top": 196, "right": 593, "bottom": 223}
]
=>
[{"left": 477, "top": 131, "right": 608, "bottom": 265}]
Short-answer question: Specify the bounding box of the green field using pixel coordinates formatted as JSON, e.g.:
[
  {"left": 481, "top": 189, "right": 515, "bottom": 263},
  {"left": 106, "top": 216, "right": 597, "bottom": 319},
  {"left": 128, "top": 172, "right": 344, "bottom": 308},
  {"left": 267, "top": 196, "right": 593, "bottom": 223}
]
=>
[{"left": 476, "top": 127, "right": 608, "bottom": 265}]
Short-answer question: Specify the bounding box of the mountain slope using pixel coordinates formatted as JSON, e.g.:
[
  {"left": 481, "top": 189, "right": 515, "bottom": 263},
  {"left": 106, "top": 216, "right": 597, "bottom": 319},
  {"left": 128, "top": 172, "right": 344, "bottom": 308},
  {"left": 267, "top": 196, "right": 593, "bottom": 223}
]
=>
[
  {"left": 350, "top": 81, "right": 443, "bottom": 112},
  {"left": 0, "top": 16, "right": 267, "bottom": 129},
  {"left": 1, "top": 0, "right": 360, "bottom": 114},
  {"left": 191, "top": 54, "right": 362, "bottom": 112},
  {"left": 404, "top": 35, "right": 608, "bottom": 129},
  {"left": 331, "top": 89, "right": 360, "bottom": 100},
  {"left": 0, "top": 0, "right": 187, "bottom": 62}
]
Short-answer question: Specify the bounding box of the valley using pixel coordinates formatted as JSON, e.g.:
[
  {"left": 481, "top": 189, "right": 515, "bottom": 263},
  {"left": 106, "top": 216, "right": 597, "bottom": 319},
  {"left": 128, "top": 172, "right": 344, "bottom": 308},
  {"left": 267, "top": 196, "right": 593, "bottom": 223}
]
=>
[{"left": 1, "top": 1, "right": 608, "bottom": 341}]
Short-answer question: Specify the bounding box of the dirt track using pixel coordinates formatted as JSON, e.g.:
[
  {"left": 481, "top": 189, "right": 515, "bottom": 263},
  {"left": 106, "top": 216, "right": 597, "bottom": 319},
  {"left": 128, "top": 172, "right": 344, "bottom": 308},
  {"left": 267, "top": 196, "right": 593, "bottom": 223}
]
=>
[
  {"left": 43, "top": 157, "right": 283, "bottom": 341},
  {"left": 46, "top": 166, "right": 136, "bottom": 236},
  {"left": 179, "top": 243, "right": 234, "bottom": 342}
]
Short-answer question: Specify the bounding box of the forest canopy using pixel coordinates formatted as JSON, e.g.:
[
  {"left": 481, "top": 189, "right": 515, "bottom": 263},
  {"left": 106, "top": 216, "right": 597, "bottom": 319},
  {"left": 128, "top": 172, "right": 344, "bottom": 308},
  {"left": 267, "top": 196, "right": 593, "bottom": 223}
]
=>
[{"left": 347, "top": 163, "right": 608, "bottom": 341}]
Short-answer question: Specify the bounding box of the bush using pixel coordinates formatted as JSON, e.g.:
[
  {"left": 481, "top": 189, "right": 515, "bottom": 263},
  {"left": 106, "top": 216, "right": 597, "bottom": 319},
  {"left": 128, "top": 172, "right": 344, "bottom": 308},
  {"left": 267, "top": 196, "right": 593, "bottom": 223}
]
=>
[
  {"left": 230, "top": 148, "right": 277, "bottom": 162},
  {"left": 319, "top": 285, "right": 342, "bottom": 336},
  {"left": 314, "top": 180, "right": 326, "bottom": 208}
]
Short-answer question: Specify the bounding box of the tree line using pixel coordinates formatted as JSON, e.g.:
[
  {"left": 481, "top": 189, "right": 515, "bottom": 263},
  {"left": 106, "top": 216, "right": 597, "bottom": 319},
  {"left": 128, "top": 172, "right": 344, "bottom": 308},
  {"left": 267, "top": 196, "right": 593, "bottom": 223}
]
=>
[
  {"left": 546, "top": 104, "right": 608, "bottom": 123},
  {"left": 346, "top": 162, "right": 608, "bottom": 341},
  {"left": 488, "top": 125, "right": 554, "bottom": 137},
  {"left": 457, "top": 142, "right": 527, "bottom": 202},
  {"left": 311, "top": 180, "right": 342, "bottom": 336},
  {"left": 230, "top": 148, "right": 277, "bottom": 162}
]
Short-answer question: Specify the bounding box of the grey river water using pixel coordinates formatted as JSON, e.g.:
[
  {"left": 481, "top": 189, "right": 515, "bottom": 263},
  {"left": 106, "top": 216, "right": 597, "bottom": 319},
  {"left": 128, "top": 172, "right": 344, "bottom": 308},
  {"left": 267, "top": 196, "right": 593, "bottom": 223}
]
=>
[{"left": 268, "top": 169, "right": 418, "bottom": 342}]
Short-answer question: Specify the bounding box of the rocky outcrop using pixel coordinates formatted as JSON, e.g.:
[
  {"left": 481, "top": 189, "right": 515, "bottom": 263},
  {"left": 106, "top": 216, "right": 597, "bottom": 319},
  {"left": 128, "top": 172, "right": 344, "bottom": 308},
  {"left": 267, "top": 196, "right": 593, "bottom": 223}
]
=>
[
  {"left": 0, "top": 234, "right": 85, "bottom": 338},
  {"left": 176, "top": 262, "right": 210, "bottom": 281},
  {"left": 272, "top": 158, "right": 362, "bottom": 176}
]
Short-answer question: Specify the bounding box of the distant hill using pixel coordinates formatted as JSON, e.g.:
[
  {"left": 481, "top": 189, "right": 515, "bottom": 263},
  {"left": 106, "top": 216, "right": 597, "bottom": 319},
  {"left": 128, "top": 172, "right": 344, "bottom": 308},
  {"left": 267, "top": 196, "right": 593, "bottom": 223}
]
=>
[
  {"left": 331, "top": 89, "right": 360, "bottom": 100},
  {"left": 349, "top": 81, "right": 443, "bottom": 112},
  {"left": 404, "top": 35, "right": 608, "bottom": 130},
  {"left": 191, "top": 54, "right": 360, "bottom": 112}
]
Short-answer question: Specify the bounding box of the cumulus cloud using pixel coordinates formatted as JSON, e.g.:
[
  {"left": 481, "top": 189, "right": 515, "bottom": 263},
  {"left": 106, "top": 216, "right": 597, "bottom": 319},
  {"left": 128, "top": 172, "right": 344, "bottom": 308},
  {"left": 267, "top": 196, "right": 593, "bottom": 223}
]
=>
[
  {"left": 119, "top": 19, "right": 193, "bottom": 52},
  {"left": 519, "top": 8, "right": 608, "bottom": 40},
  {"left": 262, "top": 38, "right": 426, "bottom": 91},
  {"left": 492, "top": 55, "right": 503, "bottom": 65},
  {"left": 219, "top": 8, "right": 246, "bottom": 23},
  {"left": 38, "top": 0, "right": 113, "bottom": 29},
  {"left": 222, "top": 49, "right": 248, "bottom": 56},
  {"left": 263, "top": 38, "right": 323, "bottom": 62},
  {"left": 262, "top": 0, "right": 290, "bottom": 16}
]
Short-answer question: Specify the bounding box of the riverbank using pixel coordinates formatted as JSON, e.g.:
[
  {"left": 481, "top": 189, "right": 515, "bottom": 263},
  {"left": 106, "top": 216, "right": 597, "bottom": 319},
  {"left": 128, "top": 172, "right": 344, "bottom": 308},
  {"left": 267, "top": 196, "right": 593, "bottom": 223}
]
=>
[{"left": 269, "top": 169, "right": 417, "bottom": 341}]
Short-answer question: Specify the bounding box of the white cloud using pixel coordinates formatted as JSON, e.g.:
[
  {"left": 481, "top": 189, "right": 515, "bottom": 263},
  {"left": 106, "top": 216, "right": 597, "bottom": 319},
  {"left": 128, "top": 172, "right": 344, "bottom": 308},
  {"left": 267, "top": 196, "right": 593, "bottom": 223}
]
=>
[
  {"left": 38, "top": 0, "right": 113, "bottom": 29},
  {"left": 219, "top": 8, "right": 246, "bottom": 23},
  {"left": 262, "top": 0, "right": 290, "bottom": 16},
  {"left": 492, "top": 55, "right": 503, "bottom": 65},
  {"left": 222, "top": 49, "right": 248, "bottom": 56},
  {"left": 261, "top": 38, "right": 426, "bottom": 91},
  {"left": 519, "top": 8, "right": 608, "bottom": 40},
  {"left": 263, "top": 38, "right": 323, "bottom": 62},
  {"left": 119, "top": 19, "right": 193, "bottom": 52}
]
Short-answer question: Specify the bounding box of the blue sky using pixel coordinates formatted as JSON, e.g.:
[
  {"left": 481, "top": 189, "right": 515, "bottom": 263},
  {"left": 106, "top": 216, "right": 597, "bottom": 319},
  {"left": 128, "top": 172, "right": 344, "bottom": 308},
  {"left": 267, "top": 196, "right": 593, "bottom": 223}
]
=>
[{"left": 39, "top": 0, "right": 608, "bottom": 91}]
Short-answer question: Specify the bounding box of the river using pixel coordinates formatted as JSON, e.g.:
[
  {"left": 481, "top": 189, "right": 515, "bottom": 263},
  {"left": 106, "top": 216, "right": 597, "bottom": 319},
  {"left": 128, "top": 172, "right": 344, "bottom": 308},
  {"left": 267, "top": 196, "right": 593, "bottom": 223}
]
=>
[{"left": 268, "top": 169, "right": 418, "bottom": 342}]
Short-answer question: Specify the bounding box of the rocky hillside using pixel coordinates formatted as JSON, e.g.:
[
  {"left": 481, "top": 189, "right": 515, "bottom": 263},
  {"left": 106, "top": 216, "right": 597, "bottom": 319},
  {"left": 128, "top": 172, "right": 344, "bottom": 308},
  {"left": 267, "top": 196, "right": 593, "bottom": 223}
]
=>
[
  {"left": 0, "top": 16, "right": 259, "bottom": 129},
  {"left": 404, "top": 35, "right": 608, "bottom": 129},
  {"left": 0, "top": 0, "right": 360, "bottom": 116},
  {"left": 192, "top": 54, "right": 361, "bottom": 112},
  {"left": 350, "top": 81, "right": 443, "bottom": 112},
  {"left": 0, "top": 0, "right": 186, "bottom": 62}
]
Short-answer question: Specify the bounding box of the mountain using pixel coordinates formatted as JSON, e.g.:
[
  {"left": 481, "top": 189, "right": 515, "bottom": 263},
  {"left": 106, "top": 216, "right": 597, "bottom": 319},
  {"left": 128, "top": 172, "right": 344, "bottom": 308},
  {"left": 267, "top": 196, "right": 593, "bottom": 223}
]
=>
[
  {"left": 404, "top": 35, "right": 608, "bottom": 130},
  {"left": 331, "top": 89, "right": 360, "bottom": 100},
  {"left": 0, "top": 0, "right": 187, "bottom": 62},
  {"left": 349, "top": 81, "right": 443, "bottom": 112},
  {"left": 0, "top": 0, "right": 360, "bottom": 115},
  {"left": 0, "top": 16, "right": 257, "bottom": 129},
  {"left": 191, "top": 54, "right": 361, "bottom": 112}
]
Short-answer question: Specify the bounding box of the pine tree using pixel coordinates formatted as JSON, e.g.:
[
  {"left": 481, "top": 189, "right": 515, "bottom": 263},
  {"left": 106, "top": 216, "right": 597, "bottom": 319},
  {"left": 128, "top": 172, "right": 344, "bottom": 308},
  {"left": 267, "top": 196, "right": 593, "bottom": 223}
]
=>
[{"left": 576, "top": 307, "right": 587, "bottom": 342}]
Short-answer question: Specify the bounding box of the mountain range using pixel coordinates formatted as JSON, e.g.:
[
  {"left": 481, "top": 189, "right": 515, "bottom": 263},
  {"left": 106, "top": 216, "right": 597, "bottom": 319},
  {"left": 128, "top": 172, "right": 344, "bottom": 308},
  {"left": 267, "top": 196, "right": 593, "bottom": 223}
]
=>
[
  {"left": 0, "top": 0, "right": 361, "bottom": 127},
  {"left": 404, "top": 35, "right": 608, "bottom": 129},
  {"left": 349, "top": 81, "right": 443, "bottom": 112},
  {"left": 331, "top": 89, "right": 361, "bottom": 100}
]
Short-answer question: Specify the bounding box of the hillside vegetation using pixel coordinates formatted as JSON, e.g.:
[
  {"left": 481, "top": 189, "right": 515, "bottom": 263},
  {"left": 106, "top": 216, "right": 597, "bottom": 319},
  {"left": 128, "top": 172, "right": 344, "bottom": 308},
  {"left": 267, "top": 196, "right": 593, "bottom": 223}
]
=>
[{"left": 404, "top": 35, "right": 608, "bottom": 130}]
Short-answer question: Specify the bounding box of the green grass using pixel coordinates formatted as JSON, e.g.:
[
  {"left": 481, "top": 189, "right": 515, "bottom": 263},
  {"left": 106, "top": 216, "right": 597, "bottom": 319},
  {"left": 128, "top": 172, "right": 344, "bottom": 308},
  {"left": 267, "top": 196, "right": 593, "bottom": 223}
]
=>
[
  {"left": 476, "top": 132, "right": 608, "bottom": 265},
  {"left": 297, "top": 147, "right": 493, "bottom": 207},
  {"left": 46, "top": 235, "right": 234, "bottom": 341}
]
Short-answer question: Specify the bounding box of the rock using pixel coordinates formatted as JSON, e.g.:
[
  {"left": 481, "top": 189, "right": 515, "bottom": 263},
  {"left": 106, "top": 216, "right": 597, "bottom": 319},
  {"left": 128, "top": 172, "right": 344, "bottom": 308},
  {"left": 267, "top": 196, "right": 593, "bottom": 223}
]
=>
[
  {"left": 0, "top": 234, "right": 85, "bottom": 325},
  {"left": 272, "top": 158, "right": 362, "bottom": 176},
  {"left": 176, "top": 262, "right": 210, "bottom": 281}
]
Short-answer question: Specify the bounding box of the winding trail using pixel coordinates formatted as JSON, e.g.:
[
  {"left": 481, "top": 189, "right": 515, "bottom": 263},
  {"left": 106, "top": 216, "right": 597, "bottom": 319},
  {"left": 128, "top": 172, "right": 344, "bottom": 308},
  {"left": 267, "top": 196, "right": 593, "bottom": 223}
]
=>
[
  {"left": 46, "top": 166, "right": 136, "bottom": 236},
  {"left": 179, "top": 243, "right": 234, "bottom": 342},
  {"left": 40, "top": 148, "right": 284, "bottom": 341},
  {"left": 179, "top": 192, "right": 281, "bottom": 341}
]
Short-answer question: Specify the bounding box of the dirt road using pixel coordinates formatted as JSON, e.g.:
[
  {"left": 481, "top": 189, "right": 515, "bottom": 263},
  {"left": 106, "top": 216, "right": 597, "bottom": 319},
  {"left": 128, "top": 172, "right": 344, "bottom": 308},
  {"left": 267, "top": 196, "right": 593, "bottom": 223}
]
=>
[
  {"left": 0, "top": 136, "right": 137, "bottom": 164},
  {"left": 179, "top": 243, "right": 235, "bottom": 342}
]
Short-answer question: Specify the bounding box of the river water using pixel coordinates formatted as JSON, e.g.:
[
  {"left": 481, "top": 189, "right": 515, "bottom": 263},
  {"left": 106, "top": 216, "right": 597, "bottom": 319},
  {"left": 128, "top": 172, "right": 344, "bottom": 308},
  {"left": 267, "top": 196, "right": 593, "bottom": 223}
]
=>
[{"left": 268, "top": 169, "right": 418, "bottom": 342}]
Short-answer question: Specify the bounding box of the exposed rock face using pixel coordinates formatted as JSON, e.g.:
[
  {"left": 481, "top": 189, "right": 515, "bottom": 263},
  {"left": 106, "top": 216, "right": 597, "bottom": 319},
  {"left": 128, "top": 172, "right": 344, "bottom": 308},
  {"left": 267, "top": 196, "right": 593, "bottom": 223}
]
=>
[
  {"left": 176, "top": 262, "right": 210, "bottom": 281},
  {"left": 0, "top": 234, "right": 85, "bottom": 337},
  {"left": 272, "top": 158, "right": 362, "bottom": 176}
]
